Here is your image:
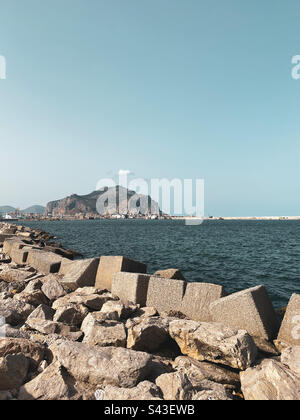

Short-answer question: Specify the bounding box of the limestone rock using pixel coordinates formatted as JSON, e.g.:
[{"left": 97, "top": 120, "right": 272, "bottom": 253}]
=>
[
  {"left": 277, "top": 294, "right": 300, "bottom": 347},
  {"left": 41, "top": 275, "right": 66, "bottom": 301},
  {"left": 27, "top": 304, "right": 55, "bottom": 322},
  {"left": 101, "top": 300, "right": 138, "bottom": 321},
  {"left": 49, "top": 340, "right": 153, "bottom": 388},
  {"left": 281, "top": 346, "right": 300, "bottom": 376},
  {"left": 103, "top": 381, "right": 162, "bottom": 400},
  {"left": 155, "top": 372, "right": 194, "bottom": 400},
  {"left": 81, "top": 313, "right": 127, "bottom": 347},
  {"left": 54, "top": 305, "right": 88, "bottom": 327},
  {"left": 25, "top": 318, "right": 77, "bottom": 336},
  {"left": 240, "top": 359, "right": 300, "bottom": 400},
  {"left": 0, "top": 338, "right": 45, "bottom": 368},
  {"left": 0, "top": 354, "right": 29, "bottom": 390},
  {"left": 192, "top": 381, "right": 234, "bottom": 400},
  {"left": 169, "top": 320, "right": 257, "bottom": 370},
  {"left": 0, "top": 298, "right": 35, "bottom": 326},
  {"left": 127, "top": 317, "right": 170, "bottom": 352}
]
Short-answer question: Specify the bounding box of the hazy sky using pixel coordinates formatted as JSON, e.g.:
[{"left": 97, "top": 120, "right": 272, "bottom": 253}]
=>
[{"left": 0, "top": 0, "right": 299, "bottom": 216}]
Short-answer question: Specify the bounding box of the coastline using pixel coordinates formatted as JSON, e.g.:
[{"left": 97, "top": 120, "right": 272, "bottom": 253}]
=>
[{"left": 0, "top": 221, "right": 299, "bottom": 401}]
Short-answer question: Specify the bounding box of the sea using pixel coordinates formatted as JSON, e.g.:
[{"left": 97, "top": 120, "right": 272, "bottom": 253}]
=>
[{"left": 18, "top": 219, "right": 300, "bottom": 309}]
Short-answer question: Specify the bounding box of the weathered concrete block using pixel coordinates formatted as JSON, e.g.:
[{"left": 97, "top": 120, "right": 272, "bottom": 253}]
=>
[
  {"left": 146, "top": 276, "right": 186, "bottom": 314},
  {"left": 1, "top": 237, "right": 19, "bottom": 252},
  {"left": 95, "top": 256, "right": 147, "bottom": 291},
  {"left": 112, "top": 272, "right": 151, "bottom": 306},
  {"left": 210, "top": 286, "right": 279, "bottom": 340},
  {"left": 277, "top": 294, "right": 300, "bottom": 347},
  {"left": 27, "top": 250, "right": 64, "bottom": 274},
  {"left": 10, "top": 248, "right": 29, "bottom": 265},
  {"left": 59, "top": 258, "right": 100, "bottom": 291},
  {"left": 181, "top": 283, "right": 226, "bottom": 322}
]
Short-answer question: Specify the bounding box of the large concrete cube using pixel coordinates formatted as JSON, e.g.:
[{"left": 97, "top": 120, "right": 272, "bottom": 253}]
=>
[
  {"left": 181, "top": 282, "right": 226, "bottom": 322},
  {"left": 146, "top": 276, "right": 186, "bottom": 314},
  {"left": 2, "top": 237, "right": 21, "bottom": 254},
  {"left": 112, "top": 272, "right": 151, "bottom": 306},
  {"left": 27, "top": 250, "right": 64, "bottom": 274},
  {"left": 94, "top": 256, "right": 147, "bottom": 291},
  {"left": 210, "top": 285, "right": 279, "bottom": 340},
  {"left": 277, "top": 294, "right": 300, "bottom": 346},
  {"left": 10, "top": 248, "right": 29, "bottom": 265},
  {"left": 60, "top": 258, "right": 100, "bottom": 291}
]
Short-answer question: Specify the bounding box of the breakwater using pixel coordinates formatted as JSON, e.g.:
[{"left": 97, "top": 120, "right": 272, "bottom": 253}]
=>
[{"left": 0, "top": 222, "right": 299, "bottom": 401}]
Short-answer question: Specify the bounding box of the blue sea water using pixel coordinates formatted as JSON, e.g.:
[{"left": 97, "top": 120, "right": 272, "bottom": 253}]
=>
[{"left": 19, "top": 219, "right": 300, "bottom": 309}]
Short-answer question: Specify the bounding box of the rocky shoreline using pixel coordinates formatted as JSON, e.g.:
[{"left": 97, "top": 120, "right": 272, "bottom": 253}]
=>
[{"left": 0, "top": 222, "right": 299, "bottom": 401}]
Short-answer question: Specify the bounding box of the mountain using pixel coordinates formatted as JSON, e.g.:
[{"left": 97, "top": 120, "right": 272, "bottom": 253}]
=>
[
  {"left": 0, "top": 206, "right": 16, "bottom": 215},
  {"left": 22, "top": 205, "right": 46, "bottom": 215},
  {"left": 46, "top": 186, "right": 161, "bottom": 216}
]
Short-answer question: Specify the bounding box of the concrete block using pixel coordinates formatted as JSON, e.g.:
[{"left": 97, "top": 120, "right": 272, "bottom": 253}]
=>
[
  {"left": 60, "top": 258, "right": 100, "bottom": 291},
  {"left": 277, "top": 294, "right": 300, "bottom": 346},
  {"left": 146, "top": 276, "right": 186, "bottom": 314},
  {"left": 0, "top": 235, "right": 16, "bottom": 247},
  {"left": 95, "top": 256, "right": 147, "bottom": 291},
  {"left": 3, "top": 238, "right": 24, "bottom": 256},
  {"left": 181, "top": 282, "right": 226, "bottom": 322},
  {"left": 27, "top": 250, "right": 64, "bottom": 274},
  {"left": 112, "top": 272, "right": 151, "bottom": 306},
  {"left": 210, "top": 285, "right": 279, "bottom": 340},
  {"left": 10, "top": 248, "right": 29, "bottom": 265},
  {"left": 154, "top": 268, "right": 185, "bottom": 280}
]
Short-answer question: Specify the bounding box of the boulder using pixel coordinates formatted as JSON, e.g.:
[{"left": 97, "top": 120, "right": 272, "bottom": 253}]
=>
[
  {"left": 154, "top": 269, "right": 185, "bottom": 280},
  {"left": 27, "top": 250, "right": 64, "bottom": 274},
  {"left": 155, "top": 372, "right": 194, "bottom": 400},
  {"left": 277, "top": 294, "right": 300, "bottom": 347},
  {"left": 54, "top": 305, "right": 88, "bottom": 327},
  {"left": 49, "top": 340, "right": 153, "bottom": 388},
  {"left": 281, "top": 346, "right": 300, "bottom": 376},
  {"left": 95, "top": 256, "right": 147, "bottom": 291},
  {"left": 0, "top": 298, "right": 35, "bottom": 326},
  {"left": 103, "top": 381, "right": 162, "bottom": 400},
  {"left": 146, "top": 276, "right": 186, "bottom": 314},
  {"left": 191, "top": 381, "right": 234, "bottom": 400},
  {"left": 112, "top": 272, "right": 151, "bottom": 306},
  {"left": 210, "top": 286, "right": 279, "bottom": 340},
  {"left": 27, "top": 304, "right": 55, "bottom": 322},
  {"left": 59, "top": 258, "right": 100, "bottom": 291},
  {"left": 0, "top": 353, "right": 29, "bottom": 390},
  {"left": 0, "top": 268, "right": 35, "bottom": 283},
  {"left": 81, "top": 314, "right": 127, "bottom": 347},
  {"left": 0, "top": 337, "right": 45, "bottom": 368},
  {"left": 101, "top": 300, "right": 138, "bottom": 321},
  {"left": 240, "top": 359, "right": 300, "bottom": 400},
  {"left": 25, "top": 318, "right": 77, "bottom": 336},
  {"left": 172, "top": 356, "right": 240, "bottom": 388},
  {"left": 19, "top": 361, "right": 95, "bottom": 400},
  {"left": 41, "top": 275, "right": 66, "bottom": 301},
  {"left": 169, "top": 320, "right": 257, "bottom": 370},
  {"left": 127, "top": 317, "right": 170, "bottom": 352},
  {"left": 52, "top": 288, "right": 113, "bottom": 311},
  {"left": 181, "top": 282, "right": 226, "bottom": 322}
]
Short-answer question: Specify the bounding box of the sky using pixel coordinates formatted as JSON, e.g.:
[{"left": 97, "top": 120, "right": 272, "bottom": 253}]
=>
[{"left": 0, "top": 0, "right": 299, "bottom": 216}]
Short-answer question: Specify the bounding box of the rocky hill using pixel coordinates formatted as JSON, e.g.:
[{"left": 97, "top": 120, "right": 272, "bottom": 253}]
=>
[{"left": 46, "top": 186, "right": 161, "bottom": 216}]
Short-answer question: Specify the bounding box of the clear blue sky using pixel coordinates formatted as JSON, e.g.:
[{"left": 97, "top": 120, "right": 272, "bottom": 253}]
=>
[{"left": 0, "top": 0, "right": 299, "bottom": 216}]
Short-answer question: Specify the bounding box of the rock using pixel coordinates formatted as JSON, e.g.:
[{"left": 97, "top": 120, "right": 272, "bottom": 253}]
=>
[
  {"left": 240, "top": 359, "right": 300, "bottom": 400},
  {"left": 27, "top": 304, "right": 55, "bottom": 322},
  {"left": 0, "top": 298, "right": 35, "bottom": 326},
  {"left": 281, "top": 346, "right": 300, "bottom": 376},
  {"left": 154, "top": 268, "right": 185, "bottom": 280},
  {"left": 25, "top": 318, "right": 77, "bottom": 336},
  {"left": 210, "top": 286, "right": 280, "bottom": 340},
  {"left": 252, "top": 336, "right": 280, "bottom": 356},
  {"left": 135, "top": 307, "right": 158, "bottom": 318},
  {"left": 0, "top": 268, "right": 35, "bottom": 283},
  {"left": 19, "top": 361, "right": 95, "bottom": 400},
  {"left": 181, "top": 282, "right": 226, "bottom": 322},
  {"left": 0, "top": 354, "right": 29, "bottom": 390},
  {"left": 192, "top": 381, "right": 234, "bottom": 400},
  {"left": 169, "top": 320, "right": 257, "bottom": 370},
  {"left": 95, "top": 256, "right": 147, "bottom": 291},
  {"left": 15, "top": 281, "right": 49, "bottom": 307},
  {"left": 101, "top": 300, "right": 138, "bottom": 321},
  {"left": 146, "top": 277, "right": 186, "bottom": 314},
  {"left": 82, "top": 314, "right": 127, "bottom": 347},
  {"left": 27, "top": 250, "right": 64, "bottom": 274},
  {"left": 59, "top": 258, "right": 100, "bottom": 291},
  {"left": 172, "top": 356, "right": 240, "bottom": 388},
  {"left": 277, "top": 294, "right": 300, "bottom": 347},
  {"left": 112, "top": 272, "right": 151, "bottom": 306},
  {"left": 0, "top": 338, "right": 45, "bottom": 368},
  {"left": 49, "top": 340, "right": 153, "bottom": 388},
  {"left": 54, "top": 305, "right": 88, "bottom": 327},
  {"left": 0, "top": 391, "right": 13, "bottom": 400},
  {"left": 52, "top": 287, "right": 113, "bottom": 311},
  {"left": 127, "top": 317, "right": 170, "bottom": 352},
  {"left": 103, "top": 381, "right": 162, "bottom": 400},
  {"left": 41, "top": 275, "right": 66, "bottom": 301},
  {"left": 156, "top": 372, "right": 194, "bottom": 400}
]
